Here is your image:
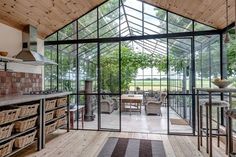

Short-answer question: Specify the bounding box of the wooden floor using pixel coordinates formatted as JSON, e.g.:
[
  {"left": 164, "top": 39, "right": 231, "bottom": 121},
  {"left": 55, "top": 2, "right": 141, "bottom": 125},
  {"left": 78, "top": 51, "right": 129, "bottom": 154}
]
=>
[{"left": 15, "top": 130, "right": 228, "bottom": 157}]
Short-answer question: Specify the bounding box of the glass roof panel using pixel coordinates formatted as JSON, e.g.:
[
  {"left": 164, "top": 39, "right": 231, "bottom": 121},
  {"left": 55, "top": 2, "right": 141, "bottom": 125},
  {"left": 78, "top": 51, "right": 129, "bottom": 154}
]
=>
[
  {"left": 144, "top": 3, "right": 167, "bottom": 34},
  {"left": 78, "top": 9, "right": 97, "bottom": 39},
  {"left": 168, "top": 12, "right": 193, "bottom": 33},
  {"left": 46, "top": 0, "right": 219, "bottom": 59},
  {"left": 194, "top": 22, "right": 215, "bottom": 31}
]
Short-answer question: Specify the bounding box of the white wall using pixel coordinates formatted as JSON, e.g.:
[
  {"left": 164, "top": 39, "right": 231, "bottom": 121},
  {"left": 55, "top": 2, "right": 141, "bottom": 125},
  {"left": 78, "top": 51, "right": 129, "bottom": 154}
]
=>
[{"left": 0, "top": 23, "right": 44, "bottom": 74}]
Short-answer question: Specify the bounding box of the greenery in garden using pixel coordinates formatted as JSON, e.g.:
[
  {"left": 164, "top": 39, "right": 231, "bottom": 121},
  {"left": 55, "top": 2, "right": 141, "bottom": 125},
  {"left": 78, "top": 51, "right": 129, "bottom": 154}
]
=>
[
  {"left": 99, "top": 44, "right": 168, "bottom": 92},
  {"left": 226, "top": 30, "right": 236, "bottom": 77},
  {"left": 195, "top": 38, "right": 221, "bottom": 78},
  {"left": 99, "top": 44, "right": 195, "bottom": 93}
]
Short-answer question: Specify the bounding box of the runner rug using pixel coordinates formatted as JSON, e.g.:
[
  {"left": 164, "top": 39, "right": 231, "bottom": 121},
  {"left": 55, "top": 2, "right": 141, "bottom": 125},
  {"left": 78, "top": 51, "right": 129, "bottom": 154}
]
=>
[
  {"left": 98, "top": 137, "right": 166, "bottom": 157},
  {"left": 170, "top": 118, "right": 188, "bottom": 125}
]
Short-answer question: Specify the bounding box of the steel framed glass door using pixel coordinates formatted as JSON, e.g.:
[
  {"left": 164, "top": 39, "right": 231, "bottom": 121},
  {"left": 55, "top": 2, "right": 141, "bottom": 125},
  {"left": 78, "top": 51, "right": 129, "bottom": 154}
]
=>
[
  {"left": 167, "top": 37, "right": 195, "bottom": 135},
  {"left": 99, "top": 42, "right": 121, "bottom": 131},
  {"left": 76, "top": 42, "right": 121, "bottom": 131}
]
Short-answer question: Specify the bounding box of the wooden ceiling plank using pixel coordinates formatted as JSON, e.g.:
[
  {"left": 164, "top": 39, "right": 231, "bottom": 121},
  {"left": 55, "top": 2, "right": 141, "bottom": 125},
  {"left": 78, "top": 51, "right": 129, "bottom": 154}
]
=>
[
  {"left": 143, "top": 0, "right": 235, "bottom": 29},
  {"left": 0, "top": 0, "right": 56, "bottom": 31},
  {"left": 0, "top": 0, "right": 234, "bottom": 38},
  {"left": 0, "top": 0, "right": 105, "bottom": 38}
]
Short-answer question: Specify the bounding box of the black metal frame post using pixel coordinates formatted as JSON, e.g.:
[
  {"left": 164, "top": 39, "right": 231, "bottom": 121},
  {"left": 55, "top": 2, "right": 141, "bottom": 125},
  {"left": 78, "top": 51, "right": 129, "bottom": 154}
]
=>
[
  {"left": 197, "top": 89, "right": 200, "bottom": 150},
  {"left": 191, "top": 36, "right": 196, "bottom": 135},
  {"left": 56, "top": 32, "right": 59, "bottom": 91},
  {"left": 209, "top": 92, "right": 213, "bottom": 157},
  {"left": 166, "top": 10, "right": 170, "bottom": 134},
  {"left": 38, "top": 99, "right": 43, "bottom": 151},
  {"left": 220, "top": 33, "right": 224, "bottom": 126},
  {"left": 41, "top": 98, "right": 45, "bottom": 149},
  {"left": 97, "top": 7, "right": 101, "bottom": 131},
  {"left": 67, "top": 95, "right": 70, "bottom": 132},
  {"left": 76, "top": 20, "right": 80, "bottom": 130},
  {"left": 119, "top": 0, "right": 122, "bottom": 132}
]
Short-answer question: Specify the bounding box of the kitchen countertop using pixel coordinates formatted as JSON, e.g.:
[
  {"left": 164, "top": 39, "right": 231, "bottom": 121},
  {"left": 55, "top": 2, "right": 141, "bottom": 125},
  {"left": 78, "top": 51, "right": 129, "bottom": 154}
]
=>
[{"left": 0, "top": 92, "right": 72, "bottom": 107}]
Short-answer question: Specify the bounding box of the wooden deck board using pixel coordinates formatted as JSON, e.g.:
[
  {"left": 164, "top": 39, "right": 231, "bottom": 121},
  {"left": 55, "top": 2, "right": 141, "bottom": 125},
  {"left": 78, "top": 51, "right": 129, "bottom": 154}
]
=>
[{"left": 14, "top": 130, "right": 228, "bottom": 157}]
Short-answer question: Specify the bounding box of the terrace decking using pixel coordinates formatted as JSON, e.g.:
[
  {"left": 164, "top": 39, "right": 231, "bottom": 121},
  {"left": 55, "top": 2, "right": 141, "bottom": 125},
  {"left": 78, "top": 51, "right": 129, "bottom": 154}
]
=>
[{"left": 15, "top": 130, "right": 227, "bottom": 157}]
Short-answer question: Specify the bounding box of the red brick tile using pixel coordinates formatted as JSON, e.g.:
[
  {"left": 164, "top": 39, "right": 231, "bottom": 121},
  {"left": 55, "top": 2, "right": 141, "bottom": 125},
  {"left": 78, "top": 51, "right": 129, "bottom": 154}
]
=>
[{"left": 0, "top": 72, "right": 42, "bottom": 96}]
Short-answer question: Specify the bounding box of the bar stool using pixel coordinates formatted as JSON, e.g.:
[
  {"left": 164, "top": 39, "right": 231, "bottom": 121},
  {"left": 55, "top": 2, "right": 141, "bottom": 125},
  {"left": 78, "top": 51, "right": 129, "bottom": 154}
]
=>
[
  {"left": 226, "top": 109, "right": 236, "bottom": 157},
  {"left": 198, "top": 99, "right": 229, "bottom": 154}
]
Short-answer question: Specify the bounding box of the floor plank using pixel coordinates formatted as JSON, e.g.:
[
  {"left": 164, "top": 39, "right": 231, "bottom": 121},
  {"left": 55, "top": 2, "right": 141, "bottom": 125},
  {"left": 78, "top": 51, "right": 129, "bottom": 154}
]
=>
[{"left": 15, "top": 130, "right": 228, "bottom": 157}]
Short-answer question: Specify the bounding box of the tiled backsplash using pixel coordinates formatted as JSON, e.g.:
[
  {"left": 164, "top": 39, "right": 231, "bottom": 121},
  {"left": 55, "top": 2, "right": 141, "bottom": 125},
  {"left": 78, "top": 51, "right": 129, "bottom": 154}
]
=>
[{"left": 0, "top": 71, "right": 42, "bottom": 96}]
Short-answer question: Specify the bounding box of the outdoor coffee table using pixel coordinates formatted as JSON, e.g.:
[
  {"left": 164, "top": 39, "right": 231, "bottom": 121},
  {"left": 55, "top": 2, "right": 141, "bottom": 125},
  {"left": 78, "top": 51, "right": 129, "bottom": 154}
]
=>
[{"left": 121, "top": 94, "right": 143, "bottom": 115}]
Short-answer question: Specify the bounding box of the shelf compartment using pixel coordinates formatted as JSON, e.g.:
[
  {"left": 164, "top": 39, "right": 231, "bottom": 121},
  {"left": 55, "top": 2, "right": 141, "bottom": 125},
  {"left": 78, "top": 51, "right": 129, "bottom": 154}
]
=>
[
  {"left": 14, "top": 131, "right": 37, "bottom": 148},
  {"left": 0, "top": 127, "right": 37, "bottom": 145},
  {"left": 17, "top": 103, "right": 39, "bottom": 118},
  {"left": 0, "top": 124, "right": 14, "bottom": 141},
  {"left": 0, "top": 114, "right": 38, "bottom": 127},
  {"left": 15, "top": 117, "right": 38, "bottom": 133},
  {"left": 45, "top": 115, "right": 66, "bottom": 125},
  {"left": 0, "top": 106, "right": 21, "bottom": 125},
  {"left": 45, "top": 105, "right": 67, "bottom": 113},
  {"left": 57, "top": 97, "right": 67, "bottom": 107},
  {"left": 5, "top": 140, "right": 37, "bottom": 157},
  {"left": 0, "top": 139, "right": 14, "bottom": 157},
  {"left": 45, "top": 100, "right": 57, "bottom": 111}
]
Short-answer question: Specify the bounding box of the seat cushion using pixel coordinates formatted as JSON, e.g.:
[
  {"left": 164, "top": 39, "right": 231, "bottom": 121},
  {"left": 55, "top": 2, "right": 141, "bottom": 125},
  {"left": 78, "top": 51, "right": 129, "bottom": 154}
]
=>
[{"left": 199, "top": 99, "right": 229, "bottom": 107}]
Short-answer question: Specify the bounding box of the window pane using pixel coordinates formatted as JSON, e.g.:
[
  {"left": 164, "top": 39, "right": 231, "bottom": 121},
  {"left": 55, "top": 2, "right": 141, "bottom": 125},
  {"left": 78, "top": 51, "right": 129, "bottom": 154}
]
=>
[
  {"left": 168, "top": 12, "right": 192, "bottom": 33},
  {"left": 44, "top": 45, "right": 57, "bottom": 90},
  {"left": 144, "top": 3, "right": 167, "bottom": 34},
  {"left": 78, "top": 9, "right": 97, "bottom": 39},
  {"left": 58, "top": 22, "right": 77, "bottom": 40}
]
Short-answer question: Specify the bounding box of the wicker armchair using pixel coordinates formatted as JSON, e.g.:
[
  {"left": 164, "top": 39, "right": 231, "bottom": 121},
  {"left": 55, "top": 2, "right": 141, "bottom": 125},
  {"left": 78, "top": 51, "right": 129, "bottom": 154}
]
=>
[
  {"left": 145, "top": 101, "right": 162, "bottom": 116},
  {"left": 100, "top": 96, "right": 114, "bottom": 114},
  {"left": 160, "top": 92, "right": 167, "bottom": 107}
]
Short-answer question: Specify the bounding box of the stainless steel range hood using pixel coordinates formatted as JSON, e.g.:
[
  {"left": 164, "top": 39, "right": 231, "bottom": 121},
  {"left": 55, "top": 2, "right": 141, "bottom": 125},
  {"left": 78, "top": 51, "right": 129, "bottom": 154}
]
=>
[{"left": 15, "top": 25, "right": 57, "bottom": 65}]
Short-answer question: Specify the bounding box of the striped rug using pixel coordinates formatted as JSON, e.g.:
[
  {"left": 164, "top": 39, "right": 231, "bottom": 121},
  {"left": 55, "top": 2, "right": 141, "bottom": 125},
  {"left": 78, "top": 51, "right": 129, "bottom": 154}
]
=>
[{"left": 98, "top": 137, "right": 166, "bottom": 157}]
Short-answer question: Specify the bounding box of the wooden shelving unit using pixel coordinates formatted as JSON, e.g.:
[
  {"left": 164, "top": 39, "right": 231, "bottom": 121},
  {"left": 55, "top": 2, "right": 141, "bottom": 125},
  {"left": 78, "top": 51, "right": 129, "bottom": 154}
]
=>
[
  {"left": 0, "top": 101, "right": 41, "bottom": 157},
  {"left": 42, "top": 95, "right": 70, "bottom": 149},
  {"left": 0, "top": 93, "right": 70, "bottom": 157}
]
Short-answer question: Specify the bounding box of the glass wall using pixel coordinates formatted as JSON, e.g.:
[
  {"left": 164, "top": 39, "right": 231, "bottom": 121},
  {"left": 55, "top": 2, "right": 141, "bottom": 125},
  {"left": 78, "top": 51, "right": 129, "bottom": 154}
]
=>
[
  {"left": 78, "top": 43, "right": 98, "bottom": 130},
  {"left": 44, "top": 0, "right": 225, "bottom": 134},
  {"left": 100, "top": 42, "right": 120, "bottom": 130},
  {"left": 168, "top": 38, "right": 193, "bottom": 133},
  {"left": 44, "top": 45, "right": 57, "bottom": 89},
  {"left": 195, "top": 35, "right": 221, "bottom": 88},
  {"left": 223, "top": 28, "right": 236, "bottom": 131}
]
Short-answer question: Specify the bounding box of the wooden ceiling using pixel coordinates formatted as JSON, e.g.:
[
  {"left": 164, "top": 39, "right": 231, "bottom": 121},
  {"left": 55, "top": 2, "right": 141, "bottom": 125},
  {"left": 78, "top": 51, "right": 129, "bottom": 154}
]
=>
[
  {"left": 0, "top": 0, "right": 105, "bottom": 39},
  {"left": 143, "top": 0, "right": 235, "bottom": 29},
  {"left": 0, "top": 0, "right": 234, "bottom": 39}
]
